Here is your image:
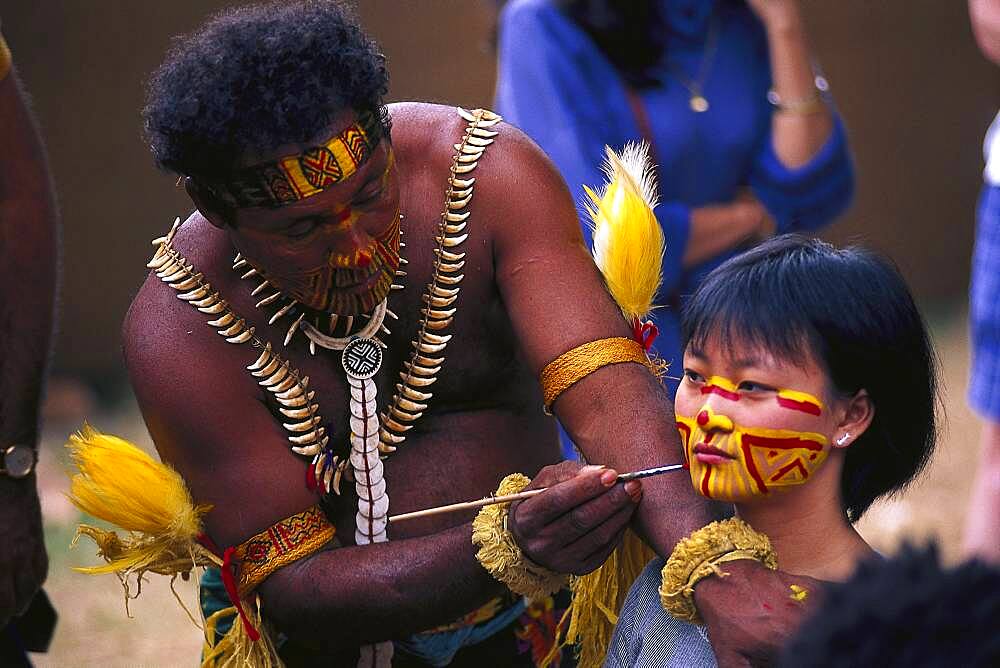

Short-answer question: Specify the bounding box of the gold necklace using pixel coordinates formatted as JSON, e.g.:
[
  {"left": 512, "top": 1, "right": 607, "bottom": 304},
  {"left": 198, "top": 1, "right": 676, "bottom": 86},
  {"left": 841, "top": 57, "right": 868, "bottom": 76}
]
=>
[{"left": 667, "top": 17, "right": 719, "bottom": 113}]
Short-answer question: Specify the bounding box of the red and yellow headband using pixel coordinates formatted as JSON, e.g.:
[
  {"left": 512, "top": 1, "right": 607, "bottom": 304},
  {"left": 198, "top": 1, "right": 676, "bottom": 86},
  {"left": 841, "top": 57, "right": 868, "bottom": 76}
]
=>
[{"left": 201, "top": 110, "right": 384, "bottom": 209}]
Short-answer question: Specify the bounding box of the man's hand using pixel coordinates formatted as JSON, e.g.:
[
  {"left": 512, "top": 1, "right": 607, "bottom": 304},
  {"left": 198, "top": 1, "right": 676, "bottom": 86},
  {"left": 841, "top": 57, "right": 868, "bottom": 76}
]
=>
[
  {"left": 0, "top": 476, "right": 48, "bottom": 627},
  {"left": 508, "top": 462, "right": 641, "bottom": 575},
  {"left": 694, "top": 559, "right": 822, "bottom": 667}
]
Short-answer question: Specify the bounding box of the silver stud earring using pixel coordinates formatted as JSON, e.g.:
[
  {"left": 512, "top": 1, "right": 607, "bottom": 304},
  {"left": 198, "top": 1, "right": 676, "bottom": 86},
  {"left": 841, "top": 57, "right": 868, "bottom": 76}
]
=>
[{"left": 836, "top": 432, "right": 851, "bottom": 446}]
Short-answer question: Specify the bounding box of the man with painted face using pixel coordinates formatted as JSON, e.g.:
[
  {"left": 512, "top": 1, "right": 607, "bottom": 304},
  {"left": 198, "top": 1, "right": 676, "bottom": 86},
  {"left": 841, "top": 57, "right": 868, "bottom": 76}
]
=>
[{"left": 123, "top": 2, "right": 812, "bottom": 665}]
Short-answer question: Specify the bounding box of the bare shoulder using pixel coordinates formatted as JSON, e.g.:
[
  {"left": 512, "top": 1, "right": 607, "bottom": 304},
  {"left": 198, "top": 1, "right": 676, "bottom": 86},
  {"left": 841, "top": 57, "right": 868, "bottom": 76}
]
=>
[{"left": 389, "top": 100, "right": 579, "bottom": 245}]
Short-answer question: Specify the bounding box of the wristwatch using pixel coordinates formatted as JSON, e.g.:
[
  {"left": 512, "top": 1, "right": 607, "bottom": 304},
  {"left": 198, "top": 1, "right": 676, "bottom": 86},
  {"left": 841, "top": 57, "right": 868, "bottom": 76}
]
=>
[{"left": 1, "top": 443, "right": 37, "bottom": 478}]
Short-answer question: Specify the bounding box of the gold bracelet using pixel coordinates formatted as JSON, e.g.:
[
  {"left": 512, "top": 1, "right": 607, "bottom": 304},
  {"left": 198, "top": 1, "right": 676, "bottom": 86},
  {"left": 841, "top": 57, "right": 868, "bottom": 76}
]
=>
[
  {"left": 0, "top": 33, "right": 12, "bottom": 82},
  {"left": 659, "top": 518, "right": 777, "bottom": 624},
  {"left": 471, "top": 473, "right": 568, "bottom": 600},
  {"left": 539, "top": 337, "right": 656, "bottom": 413}
]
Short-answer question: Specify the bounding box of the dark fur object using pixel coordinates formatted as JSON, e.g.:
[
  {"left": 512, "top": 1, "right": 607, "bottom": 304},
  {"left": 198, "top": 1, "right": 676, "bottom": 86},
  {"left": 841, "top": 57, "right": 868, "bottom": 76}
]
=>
[
  {"left": 143, "top": 0, "right": 389, "bottom": 179},
  {"left": 780, "top": 544, "right": 1000, "bottom": 667}
]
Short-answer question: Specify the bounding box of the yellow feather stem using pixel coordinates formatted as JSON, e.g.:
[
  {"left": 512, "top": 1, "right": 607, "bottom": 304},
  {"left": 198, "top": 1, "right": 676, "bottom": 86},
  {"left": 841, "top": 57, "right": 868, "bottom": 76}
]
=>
[
  {"left": 585, "top": 142, "right": 664, "bottom": 323},
  {"left": 66, "top": 423, "right": 214, "bottom": 576}
]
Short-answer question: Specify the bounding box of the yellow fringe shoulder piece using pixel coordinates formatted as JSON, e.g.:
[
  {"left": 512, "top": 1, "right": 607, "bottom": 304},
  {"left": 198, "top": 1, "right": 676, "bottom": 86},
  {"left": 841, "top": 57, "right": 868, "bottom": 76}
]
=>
[
  {"left": 541, "top": 531, "right": 656, "bottom": 668},
  {"left": 584, "top": 142, "right": 663, "bottom": 324},
  {"left": 67, "top": 423, "right": 213, "bottom": 576}
]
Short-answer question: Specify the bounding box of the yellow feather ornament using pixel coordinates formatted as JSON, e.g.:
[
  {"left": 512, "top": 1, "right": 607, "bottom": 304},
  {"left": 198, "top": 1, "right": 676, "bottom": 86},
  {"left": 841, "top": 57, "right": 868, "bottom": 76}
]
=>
[
  {"left": 67, "top": 424, "right": 283, "bottom": 668},
  {"left": 584, "top": 142, "right": 664, "bottom": 325}
]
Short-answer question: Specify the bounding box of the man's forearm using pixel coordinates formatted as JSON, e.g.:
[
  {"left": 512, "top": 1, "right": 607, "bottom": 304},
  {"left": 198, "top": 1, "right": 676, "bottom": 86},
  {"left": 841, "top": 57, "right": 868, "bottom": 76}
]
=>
[
  {"left": 555, "top": 363, "right": 713, "bottom": 556},
  {"left": 259, "top": 521, "right": 504, "bottom": 649},
  {"left": 0, "top": 70, "right": 59, "bottom": 446}
]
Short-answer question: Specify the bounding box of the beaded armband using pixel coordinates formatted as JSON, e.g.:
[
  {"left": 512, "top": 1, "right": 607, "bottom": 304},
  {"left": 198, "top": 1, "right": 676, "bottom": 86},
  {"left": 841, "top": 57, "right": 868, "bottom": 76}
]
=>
[
  {"left": 659, "top": 518, "right": 777, "bottom": 624},
  {"left": 234, "top": 504, "right": 336, "bottom": 598},
  {"left": 471, "top": 473, "right": 567, "bottom": 600},
  {"left": 540, "top": 337, "right": 657, "bottom": 413}
]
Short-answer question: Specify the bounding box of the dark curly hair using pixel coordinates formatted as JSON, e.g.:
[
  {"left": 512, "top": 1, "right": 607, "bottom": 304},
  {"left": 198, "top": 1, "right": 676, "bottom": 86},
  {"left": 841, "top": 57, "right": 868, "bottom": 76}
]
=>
[
  {"left": 780, "top": 544, "right": 1000, "bottom": 667},
  {"left": 143, "top": 0, "right": 389, "bottom": 180},
  {"left": 682, "top": 235, "right": 939, "bottom": 521}
]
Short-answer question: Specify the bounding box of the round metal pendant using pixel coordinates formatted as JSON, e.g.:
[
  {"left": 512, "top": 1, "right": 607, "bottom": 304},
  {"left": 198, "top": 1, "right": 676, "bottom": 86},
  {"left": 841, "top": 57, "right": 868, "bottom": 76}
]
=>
[
  {"left": 690, "top": 95, "right": 709, "bottom": 112},
  {"left": 342, "top": 337, "right": 383, "bottom": 380}
]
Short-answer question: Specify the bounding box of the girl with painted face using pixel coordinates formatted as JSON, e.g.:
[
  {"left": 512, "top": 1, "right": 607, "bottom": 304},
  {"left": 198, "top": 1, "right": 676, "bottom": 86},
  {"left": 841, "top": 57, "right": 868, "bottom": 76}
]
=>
[{"left": 606, "top": 234, "right": 938, "bottom": 667}]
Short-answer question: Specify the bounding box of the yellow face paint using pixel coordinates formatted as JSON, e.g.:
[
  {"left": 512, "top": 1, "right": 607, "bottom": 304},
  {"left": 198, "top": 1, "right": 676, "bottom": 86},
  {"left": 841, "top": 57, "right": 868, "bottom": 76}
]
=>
[{"left": 676, "top": 408, "right": 829, "bottom": 501}]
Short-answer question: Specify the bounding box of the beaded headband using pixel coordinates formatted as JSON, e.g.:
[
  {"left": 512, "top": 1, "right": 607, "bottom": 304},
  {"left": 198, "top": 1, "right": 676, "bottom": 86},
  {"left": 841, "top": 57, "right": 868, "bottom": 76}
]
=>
[{"left": 201, "top": 110, "right": 383, "bottom": 209}]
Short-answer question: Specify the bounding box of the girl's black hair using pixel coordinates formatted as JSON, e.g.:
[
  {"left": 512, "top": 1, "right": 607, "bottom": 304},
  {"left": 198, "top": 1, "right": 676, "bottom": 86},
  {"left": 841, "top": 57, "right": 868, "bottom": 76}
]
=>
[
  {"left": 681, "top": 235, "right": 938, "bottom": 521},
  {"left": 557, "top": 0, "right": 667, "bottom": 89},
  {"left": 143, "top": 0, "right": 390, "bottom": 180}
]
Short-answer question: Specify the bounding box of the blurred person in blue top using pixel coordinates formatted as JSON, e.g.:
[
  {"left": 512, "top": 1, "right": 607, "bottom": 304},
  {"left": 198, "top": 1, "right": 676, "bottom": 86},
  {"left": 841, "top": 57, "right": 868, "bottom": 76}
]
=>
[
  {"left": 495, "top": 0, "right": 854, "bottom": 406},
  {"left": 964, "top": 0, "right": 1000, "bottom": 565}
]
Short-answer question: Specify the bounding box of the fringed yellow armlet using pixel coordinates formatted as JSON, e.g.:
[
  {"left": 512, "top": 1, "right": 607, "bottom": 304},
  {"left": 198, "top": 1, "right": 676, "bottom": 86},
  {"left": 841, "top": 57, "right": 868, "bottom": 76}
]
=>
[
  {"left": 0, "top": 33, "right": 13, "bottom": 81},
  {"left": 540, "top": 337, "right": 656, "bottom": 413},
  {"left": 472, "top": 473, "right": 568, "bottom": 600},
  {"left": 659, "top": 518, "right": 777, "bottom": 624}
]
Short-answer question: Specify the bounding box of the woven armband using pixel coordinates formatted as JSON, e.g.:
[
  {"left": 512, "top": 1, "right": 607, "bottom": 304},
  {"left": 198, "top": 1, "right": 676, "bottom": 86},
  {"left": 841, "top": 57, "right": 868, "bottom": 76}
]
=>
[
  {"left": 540, "top": 337, "right": 656, "bottom": 413},
  {"left": 471, "top": 473, "right": 568, "bottom": 600},
  {"left": 659, "top": 518, "right": 777, "bottom": 625},
  {"left": 0, "top": 33, "right": 12, "bottom": 82},
  {"left": 234, "top": 504, "right": 336, "bottom": 598}
]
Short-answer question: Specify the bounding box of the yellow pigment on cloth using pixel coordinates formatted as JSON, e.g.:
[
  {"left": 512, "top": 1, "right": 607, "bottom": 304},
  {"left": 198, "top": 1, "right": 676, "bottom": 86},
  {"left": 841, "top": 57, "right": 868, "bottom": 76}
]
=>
[
  {"left": 585, "top": 142, "right": 663, "bottom": 324},
  {"left": 66, "top": 424, "right": 284, "bottom": 668}
]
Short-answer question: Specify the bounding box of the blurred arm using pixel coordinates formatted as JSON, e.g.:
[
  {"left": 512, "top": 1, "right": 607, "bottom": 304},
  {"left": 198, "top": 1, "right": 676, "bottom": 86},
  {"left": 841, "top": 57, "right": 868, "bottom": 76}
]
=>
[
  {"left": 970, "top": 0, "right": 1000, "bottom": 65},
  {"left": 0, "top": 33, "right": 58, "bottom": 625}
]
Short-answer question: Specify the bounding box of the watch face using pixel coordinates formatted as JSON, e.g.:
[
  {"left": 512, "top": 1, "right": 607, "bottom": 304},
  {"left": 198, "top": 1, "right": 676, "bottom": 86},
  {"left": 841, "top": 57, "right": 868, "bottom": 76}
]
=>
[{"left": 4, "top": 444, "right": 35, "bottom": 478}]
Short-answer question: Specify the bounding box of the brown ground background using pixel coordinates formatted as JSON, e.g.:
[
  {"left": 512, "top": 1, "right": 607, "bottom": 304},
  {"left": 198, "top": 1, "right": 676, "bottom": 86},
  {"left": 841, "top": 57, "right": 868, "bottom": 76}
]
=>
[{"left": 1, "top": 0, "right": 997, "bottom": 665}]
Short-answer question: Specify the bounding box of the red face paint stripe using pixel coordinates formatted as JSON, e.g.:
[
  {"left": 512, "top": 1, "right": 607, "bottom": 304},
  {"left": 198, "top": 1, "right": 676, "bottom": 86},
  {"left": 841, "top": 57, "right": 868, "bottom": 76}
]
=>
[
  {"left": 776, "top": 396, "right": 822, "bottom": 416},
  {"left": 701, "top": 385, "right": 741, "bottom": 401},
  {"left": 676, "top": 422, "right": 692, "bottom": 467},
  {"left": 742, "top": 434, "right": 824, "bottom": 452},
  {"left": 700, "top": 466, "right": 713, "bottom": 498},
  {"left": 769, "top": 459, "right": 809, "bottom": 483},
  {"left": 741, "top": 442, "right": 770, "bottom": 495}
]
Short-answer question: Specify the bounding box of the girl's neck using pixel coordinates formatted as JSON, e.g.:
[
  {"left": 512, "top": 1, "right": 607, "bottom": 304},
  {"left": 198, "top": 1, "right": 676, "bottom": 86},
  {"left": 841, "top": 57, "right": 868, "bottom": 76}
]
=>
[{"left": 735, "top": 487, "right": 875, "bottom": 582}]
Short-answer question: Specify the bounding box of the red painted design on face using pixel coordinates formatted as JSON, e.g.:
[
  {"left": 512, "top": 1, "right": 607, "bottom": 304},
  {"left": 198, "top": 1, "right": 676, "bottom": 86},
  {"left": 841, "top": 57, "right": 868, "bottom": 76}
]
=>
[
  {"left": 701, "top": 384, "right": 741, "bottom": 402},
  {"left": 697, "top": 410, "right": 709, "bottom": 426},
  {"left": 740, "top": 433, "right": 825, "bottom": 494},
  {"left": 776, "top": 396, "right": 822, "bottom": 415}
]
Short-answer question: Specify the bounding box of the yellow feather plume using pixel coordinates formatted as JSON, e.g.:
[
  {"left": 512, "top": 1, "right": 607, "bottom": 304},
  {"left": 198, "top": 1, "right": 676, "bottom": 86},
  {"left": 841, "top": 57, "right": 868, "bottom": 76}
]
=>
[
  {"left": 584, "top": 142, "right": 663, "bottom": 323},
  {"left": 66, "top": 423, "right": 213, "bottom": 576}
]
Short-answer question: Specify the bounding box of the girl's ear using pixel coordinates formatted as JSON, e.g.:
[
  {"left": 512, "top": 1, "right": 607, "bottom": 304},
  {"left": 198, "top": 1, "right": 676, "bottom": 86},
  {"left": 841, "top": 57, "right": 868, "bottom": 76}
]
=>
[{"left": 833, "top": 389, "right": 874, "bottom": 449}]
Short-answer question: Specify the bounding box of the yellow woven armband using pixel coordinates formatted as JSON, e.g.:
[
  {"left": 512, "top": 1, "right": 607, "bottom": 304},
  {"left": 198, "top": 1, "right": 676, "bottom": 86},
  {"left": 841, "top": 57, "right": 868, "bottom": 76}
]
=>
[
  {"left": 540, "top": 337, "right": 656, "bottom": 413},
  {"left": 0, "top": 33, "right": 12, "bottom": 82},
  {"left": 472, "top": 473, "right": 568, "bottom": 600},
  {"left": 235, "top": 504, "right": 336, "bottom": 598},
  {"left": 659, "top": 518, "right": 777, "bottom": 624}
]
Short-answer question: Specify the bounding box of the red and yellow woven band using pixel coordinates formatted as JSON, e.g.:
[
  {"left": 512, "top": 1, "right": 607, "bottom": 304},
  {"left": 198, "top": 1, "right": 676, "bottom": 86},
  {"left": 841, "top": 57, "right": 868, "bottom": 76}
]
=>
[
  {"left": 539, "top": 336, "right": 656, "bottom": 412},
  {"left": 0, "top": 34, "right": 12, "bottom": 82},
  {"left": 234, "top": 504, "right": 336, "bottom": 598},
  {"left": 201, "top": 109, "right": 383, "bottom": 209}
]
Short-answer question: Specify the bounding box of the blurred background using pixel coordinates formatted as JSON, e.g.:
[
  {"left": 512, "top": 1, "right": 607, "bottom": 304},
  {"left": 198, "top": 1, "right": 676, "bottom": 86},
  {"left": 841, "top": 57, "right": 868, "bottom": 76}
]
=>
[{"left": 3, "top": 0, "right": 998, "bottom": 664}]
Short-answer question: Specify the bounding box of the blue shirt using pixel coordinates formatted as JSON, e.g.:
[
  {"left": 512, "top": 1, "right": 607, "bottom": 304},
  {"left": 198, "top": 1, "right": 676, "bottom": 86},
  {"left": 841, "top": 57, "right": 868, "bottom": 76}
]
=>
[
  {"left": 496, "top": 0, "right": 854, "bottom": 392},
  {"left": 969, "top": 112, "right": 1000, "bottom": 419}
]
